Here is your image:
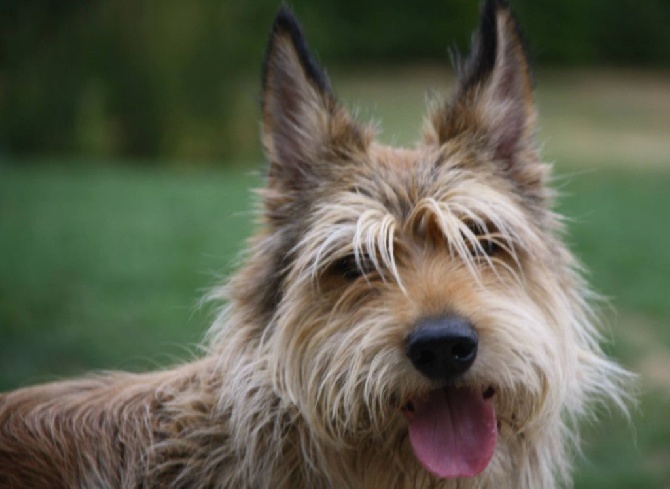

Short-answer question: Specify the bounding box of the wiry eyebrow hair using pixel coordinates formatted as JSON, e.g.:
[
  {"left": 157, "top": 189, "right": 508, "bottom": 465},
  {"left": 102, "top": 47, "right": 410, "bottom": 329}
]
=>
[
  {"left": 290, "top": 192, "right": 402, "bottom": 286},
  {"left": 291, "top": 182, "right": 542, "bottom": 291}
]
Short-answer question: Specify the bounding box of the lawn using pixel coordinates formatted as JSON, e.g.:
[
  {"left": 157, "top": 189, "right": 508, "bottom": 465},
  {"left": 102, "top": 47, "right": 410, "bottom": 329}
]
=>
[
  {"left": 1, "top": 69, "right": 669, "bottom": 487},
  {"left": 0, "top": 165, "right": 259, "bottom": 384}
]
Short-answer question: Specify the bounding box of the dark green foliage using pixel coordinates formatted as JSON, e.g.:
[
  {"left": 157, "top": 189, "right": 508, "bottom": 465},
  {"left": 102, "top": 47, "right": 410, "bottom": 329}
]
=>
[
  {"left": 0, "top": 1, "right": 278, "bottom": 161},
  {"left": 514, "top": 0, "right": 670, "bottom": 64},
  {"left": 0, "top": 0, "right": 669, "bottom": 160}
]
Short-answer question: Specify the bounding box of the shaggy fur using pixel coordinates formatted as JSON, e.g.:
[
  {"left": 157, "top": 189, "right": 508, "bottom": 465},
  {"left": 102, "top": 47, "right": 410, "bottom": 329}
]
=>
[{"left": 0, "top": 1, "right": 631, "bottom": 488}]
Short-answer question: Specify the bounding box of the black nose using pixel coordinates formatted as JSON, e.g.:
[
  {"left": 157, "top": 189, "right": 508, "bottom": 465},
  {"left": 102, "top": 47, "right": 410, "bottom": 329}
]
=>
[{"left": 405, "top": 315, "right": 478, "bottom": 381}]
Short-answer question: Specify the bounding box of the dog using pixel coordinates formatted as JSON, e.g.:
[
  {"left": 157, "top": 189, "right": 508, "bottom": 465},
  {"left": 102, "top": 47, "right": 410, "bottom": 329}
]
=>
[{"left": 0, "top": 1, "right": 631, "bottom": 487}]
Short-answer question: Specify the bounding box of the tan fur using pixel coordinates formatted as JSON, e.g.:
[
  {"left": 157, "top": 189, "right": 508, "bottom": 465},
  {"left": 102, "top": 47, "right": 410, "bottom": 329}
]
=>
[{"left": 0, "top": 4, "right": 631, "bottom": 488}]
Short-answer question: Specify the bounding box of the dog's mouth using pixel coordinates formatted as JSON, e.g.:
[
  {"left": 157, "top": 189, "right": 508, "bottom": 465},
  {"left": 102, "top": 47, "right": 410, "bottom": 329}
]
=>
[{"left": 400, "top": 385, "right": 497, "bottom": 479}]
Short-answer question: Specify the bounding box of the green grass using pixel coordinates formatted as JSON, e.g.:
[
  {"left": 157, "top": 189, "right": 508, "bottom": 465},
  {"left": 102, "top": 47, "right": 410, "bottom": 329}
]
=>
[
  {"left": 555, "top": 168, "right": 670, "bottom": 488},
  {"left": 0, "top": 164, "right": 258, "bottom": 386},
  {"left": 1, "top": 69, "right": 670, "bottom": 486},
  {"left": 559, "top": 169, "right": 670, "bottom": 332}
]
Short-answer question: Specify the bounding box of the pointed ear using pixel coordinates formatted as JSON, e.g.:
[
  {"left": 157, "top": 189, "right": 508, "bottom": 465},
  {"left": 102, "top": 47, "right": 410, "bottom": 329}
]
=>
[
  {"left": 261, "top": 7, "right": 366, "bottom": 198},
  {"left": 427, "top": 0, "right": 536, "bottom": 167}
]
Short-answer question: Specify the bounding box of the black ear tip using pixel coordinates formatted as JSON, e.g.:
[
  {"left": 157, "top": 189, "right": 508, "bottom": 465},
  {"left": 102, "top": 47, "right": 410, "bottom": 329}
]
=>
[
  {"left": 483, "top": 0, "right": 510, "bottom": 12},
  {"left": 262, "top": 3, "right": 332, "bottom": 98},
  {"left": 270, "top": 4, "right": 305, "bottom": 42},
  {"left": 480, "top": 0, "right": 512, "bottom": 25}
]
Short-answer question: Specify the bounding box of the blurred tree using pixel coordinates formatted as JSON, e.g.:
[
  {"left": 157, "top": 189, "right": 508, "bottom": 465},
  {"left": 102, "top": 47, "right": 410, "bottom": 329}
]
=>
[{"left": 0, "top": 0, "right": 668, "bottom": 163}]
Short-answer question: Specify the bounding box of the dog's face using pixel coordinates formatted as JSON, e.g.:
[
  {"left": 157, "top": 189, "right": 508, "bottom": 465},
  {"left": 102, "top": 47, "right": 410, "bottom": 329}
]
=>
[{"left": 245, "top": 0, "right": 624, "bottom": 483}]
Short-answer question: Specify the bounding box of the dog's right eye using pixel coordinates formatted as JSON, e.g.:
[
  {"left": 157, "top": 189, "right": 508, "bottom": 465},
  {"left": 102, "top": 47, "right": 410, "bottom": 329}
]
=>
[
  {"left": 464, "top": 221, "right": 501, "bottom": 257},
  {"left": 330, "top": 254, "right": 370, "bottom": 281}
]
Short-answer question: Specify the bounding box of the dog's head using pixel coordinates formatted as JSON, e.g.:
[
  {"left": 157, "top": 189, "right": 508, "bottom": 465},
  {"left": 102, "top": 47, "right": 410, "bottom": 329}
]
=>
[{"left": 220, "top": 0, "right": 628, "bottom": 484}]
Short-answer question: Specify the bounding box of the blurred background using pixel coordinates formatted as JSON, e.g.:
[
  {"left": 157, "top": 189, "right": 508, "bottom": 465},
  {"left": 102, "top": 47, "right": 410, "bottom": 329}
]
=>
[{"left": 1, "top": 1, "right": 669, "bottom": 486}]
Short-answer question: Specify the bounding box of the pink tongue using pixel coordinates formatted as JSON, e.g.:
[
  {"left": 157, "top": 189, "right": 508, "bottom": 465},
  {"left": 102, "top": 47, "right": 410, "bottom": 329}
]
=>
[{"left": 407, "top": 386, "right": 497, "bottom": 479}]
